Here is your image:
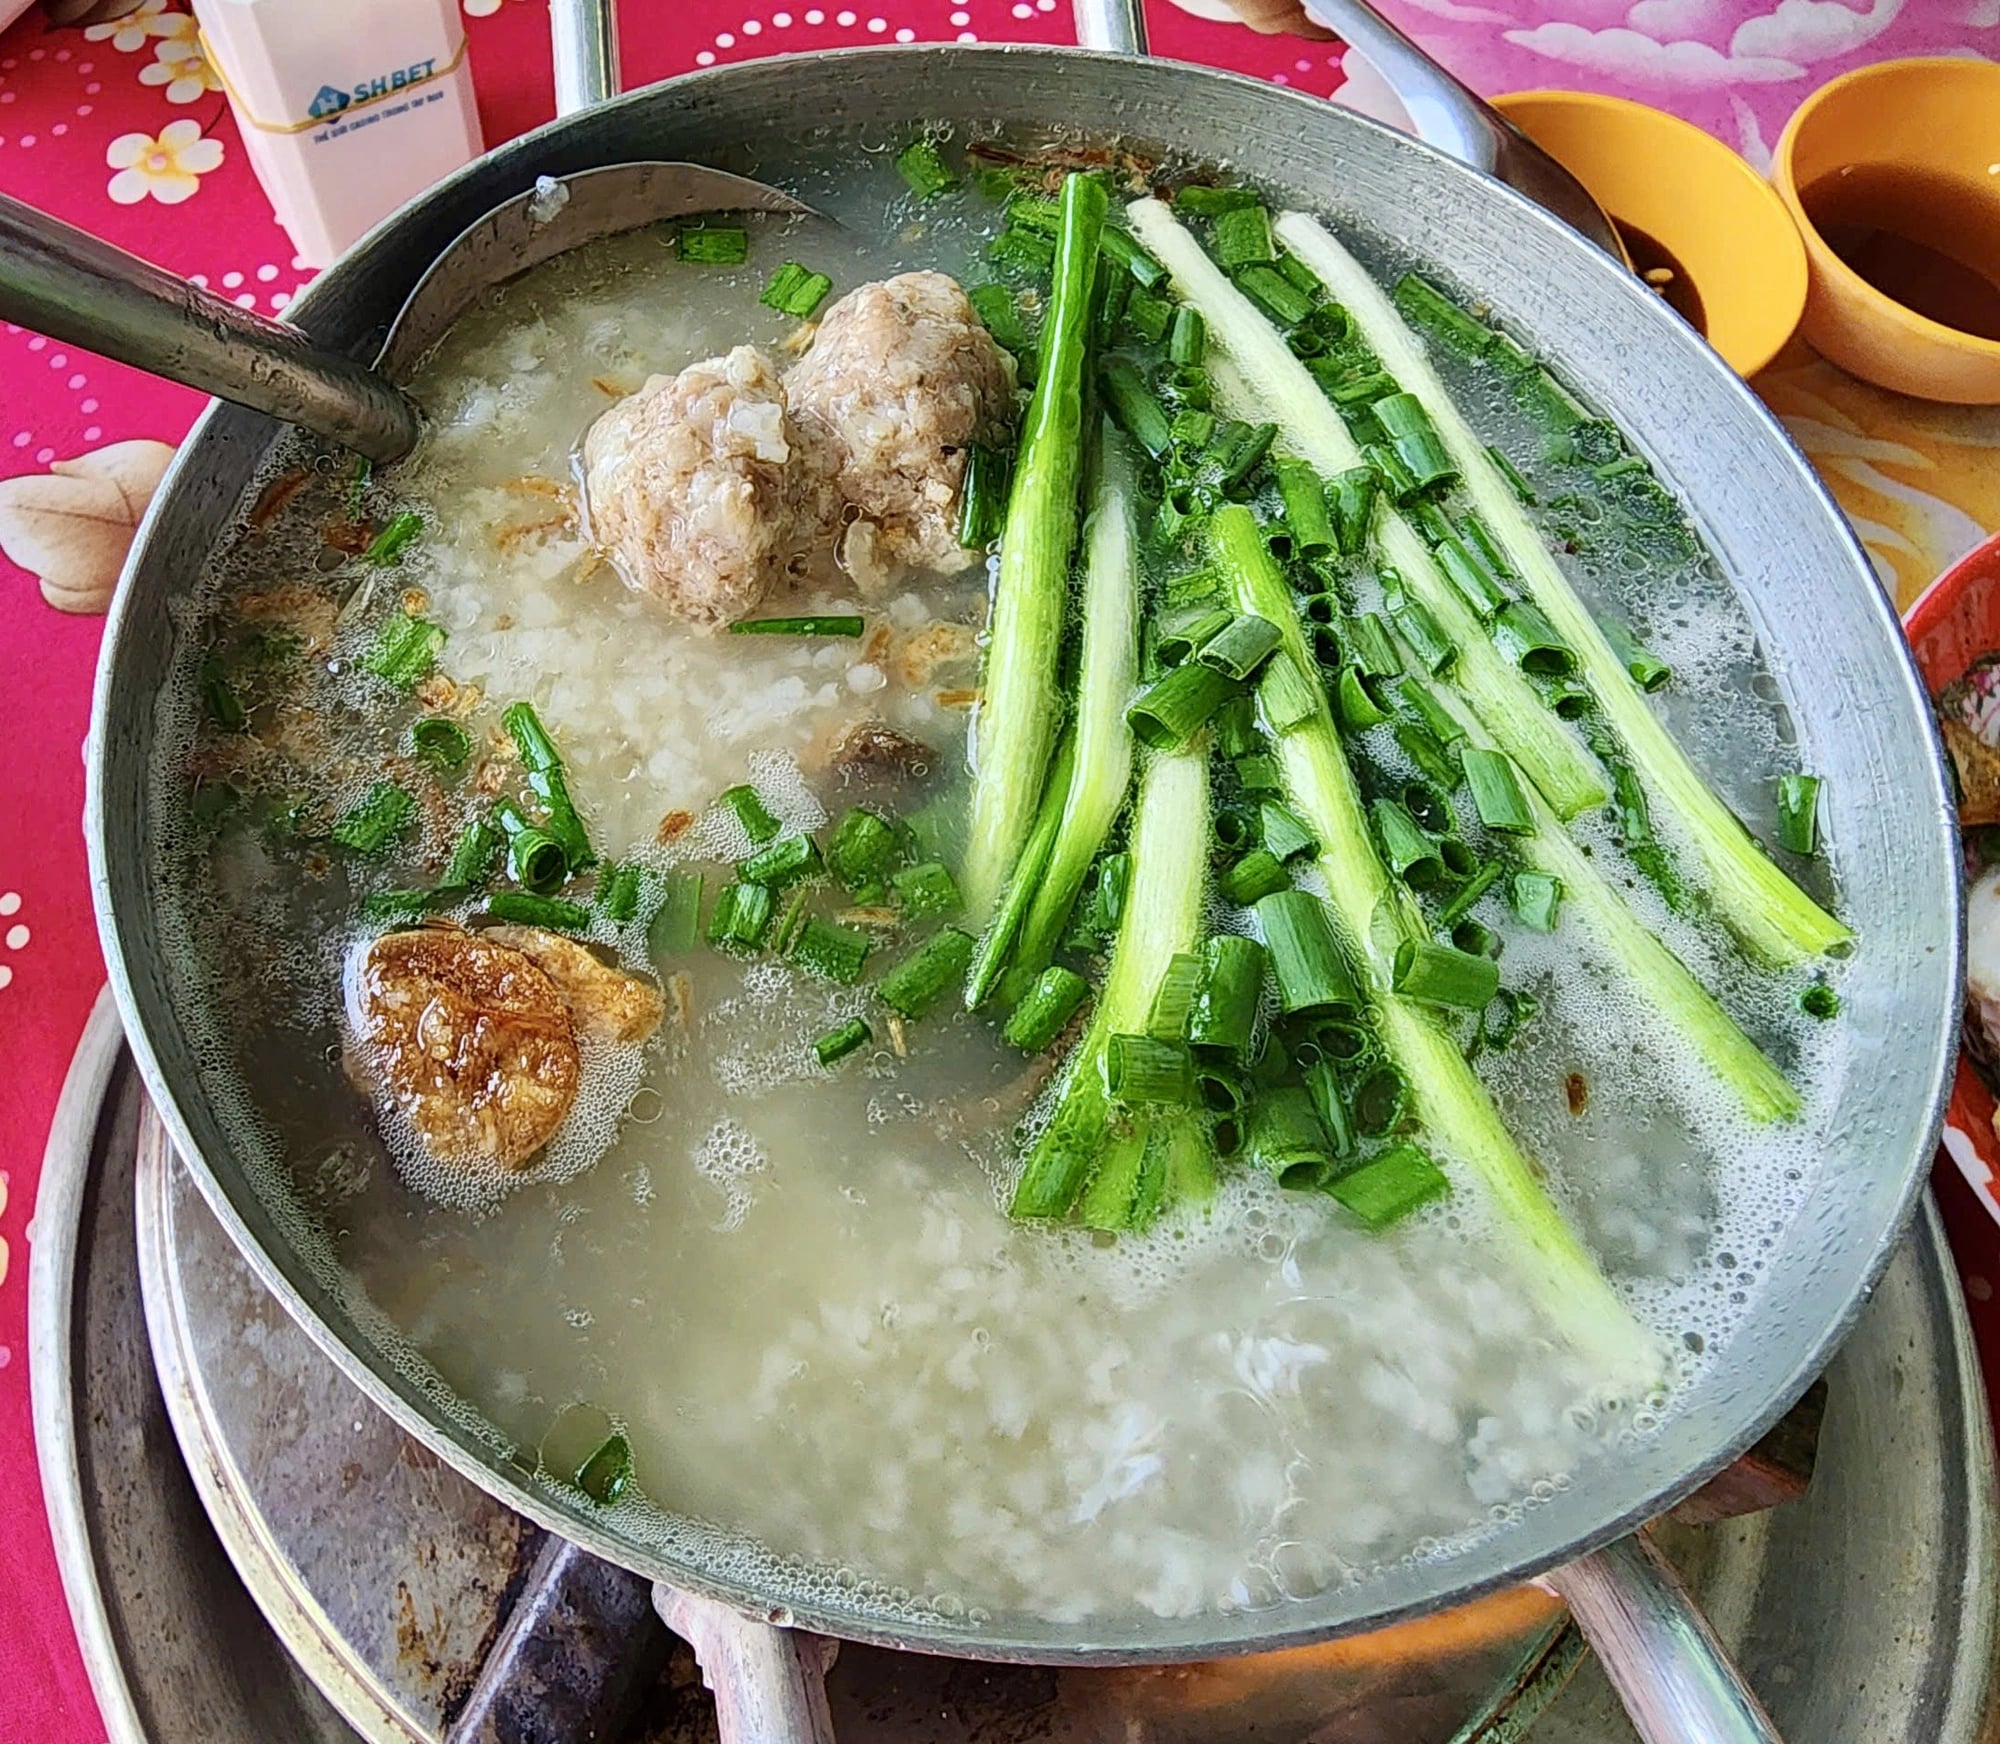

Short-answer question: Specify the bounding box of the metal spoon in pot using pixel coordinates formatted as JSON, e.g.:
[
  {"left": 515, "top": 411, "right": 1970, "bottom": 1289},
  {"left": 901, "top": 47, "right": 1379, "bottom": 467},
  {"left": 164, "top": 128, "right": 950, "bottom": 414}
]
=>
[{"left": 0, "top": 20, "right": 820, "bottom": 465}]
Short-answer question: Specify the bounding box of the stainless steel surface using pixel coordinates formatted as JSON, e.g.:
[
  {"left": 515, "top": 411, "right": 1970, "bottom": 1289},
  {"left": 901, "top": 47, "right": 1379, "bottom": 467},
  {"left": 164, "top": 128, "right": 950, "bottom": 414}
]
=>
[
  {"left": 87, "top": 24, "right": 1962, "bottom": 1671},
  {"left": 123, "top": 1081, "right": 2000, "bottom": 1742},
  {"left": 1070, "top": 0, "right": 1148, "bottom": 53},
  {"left": 1296, "top": 0, "right": 1627, "bottom": 264},
  {"left": 551, "top": 0, "right": 619, "bottom": 117},
  {"left": 0, "top": 194, "right": 421, "bottom": 463},
  {"left": 29, "top": 998, "right": 360, "bottom": 1744},
  {"left": 1544, "top": 1536, "right": 1780, "bottom": 1744}
]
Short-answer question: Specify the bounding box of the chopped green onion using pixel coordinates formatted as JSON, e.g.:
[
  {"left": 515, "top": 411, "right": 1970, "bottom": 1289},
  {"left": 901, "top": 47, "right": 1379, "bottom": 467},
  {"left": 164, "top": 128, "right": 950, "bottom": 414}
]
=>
[
  {"left": 595, "top": 861, "right": 642, "bottom": 924},
  {"left": 718, "top": 783, "right": 781, "bottom": 845},
  {"left": 1480, "top": 986, "right": 1537, "bottom": 1050},
  {"left": 772, "top": 882, "right": 812, "bottom": 957},
  {"left": 360, "top": 613, "right": 446, "bottom": 687},
  {"left": 575, "top": 1433, "right": 633, "bottom": 1505},
  {"left": 1101, "top": 226, "right": 1167, "bottom": 289},
  {"left": 492, "top": 799, "right": 567, "bottom": 894},
  {"left": 649, "top": 868, "right": 704, "bottom": 959},
  {"left": 1126, "top": 661, "right": 1239, "bottom": 750},
  {"left": 1346, "top": 612, "right": 1402, "bottom": 679},
  {"left": 760, "top": 261, "right": 833, "bottom": 319},
  {"left": 1373, "top": 393, "right": 1459, "bottom": 495},
  {"left": 1104, "top": 1033, "right": 1197, "bottom": 1105},
  {"left": 1271, "top": 458, "right": 1333, "bottom": 559},
  {"left": 1174, "top": 183, "right": 1260, "bottom": 216},
  {"left": 1800, "top": 982, "right": 1841, "bottom": 1020},
  {"left": 1246, "top": 1085, "right": 1336, "bottom": 1190},
  {"left": 1187, "top": 934, "right": 1266, "bottom": 1057},
  {"left": 364, "top": 511, "right": 423, "bottom": 565},
  {"left": 1452, "top": 917, "right": 1501, "bottom": 959},
  {"left": 986, "top": 224, "right": 1055, "bottom": 277},
  {"left": 1462, "top": 747, "right": 1536, "bottom": 835},
  {"left": 729, "top": 615, "right": 865, "bottom": 638},
  {"left": 1327, "top": 466, "right": 1377, "bottom": 556},
  {"left": 1392, "top": 272, "right": 1493, "bottom": 357},
  {"left": 1101, "top": 357, "right": 1174, "bottom": 461},
  {"left": 789, "top": 917, "right": 873, "bottom": 984},
  {"left": 1146, "top": 951, "right": 1203, "bottom": 1041},
  {"left": 1258, "top": 800, "right": 1317, "bottom": 863},
  {"left": 1351, "top": 1065, "right": 1409, "bottom": 1138},
  {"left": 1125, "top": 289, "right": 1173, "bottom": 344},
  {"left": 1327, "top": 1141, "right": 1449, "bottom": 1229},
  {"left": 1505, "top": 868, "right": 1561, "bottom": 934},
  {"left": 707, "top": 881, "right": 775, "bottom": 953},
  {"left": 1235, "top": 263, "right": 1315, "bottom": 328},
  {"left": 1437, "top": 859, "right": 1504, "bottom": 927},
  {"left": 1397, "top": 678, "right": 1466, "bottom": 747},
  {"left": 1364, "top": 441, "right": 1420, "bottom": 502},
  {"left": 1388, "top": 595, "right": 1455, "bottom": 674},
  {"left": 1394, "top": 719, "right": 1459, "bottom": 793},
  {"left": 1259, "top": 651, "right": 1323, "bottom": 734},
  {"left": 1493, "top": 600, "right": 1575, "bottom": 677},
  {"left": 1434, "top": 536, "right": 1508, "bottom": 621},
  {"left": 442, "top": 818, "right": 502, "bottom": 889},
  {"left": 1004, "top": 964, "right": 1092, "bottom": 1052},
  {"left": 487, "top": 890, "right": 590, "bottom": 931},
  {"left": 1303, "top": 1059, "right": 1358, "bottom": 1161},
  {"left": 1776, "top": 773, "right": 1821, "bottom": 857},
  {"left": 330, "top": 782, "right": 415, "bottom": 854},
  {"left": 677, "top": 225, "right": 748, "bottom": 264},
  {"left": 411, "top": 716, "right": 472, "bottom": 774},
  {"left": 739, "top": 832, "right": 822, "bottom": 887},
  {"left": 828, "top": 808, "right": 900, "bottom": 892},
  {"left": 1255, "top": 889, "right": 1359, "bottom": 1017},
  {"left": 1006, "top": 192, "right": 1061, "bottom": 233},
  {"left": 880, "top": 926, "right": 976, "bottom": 1019},
  {"left": 1372, "top": 797, "right": 1443, "bottom": 889},
  {"left": 1214, "top": 419, "right": 1279, "bottom": 493},
  {"left": 1157, "top": 605, "right": 1233, "bottom": 668},
  {"left": 1488, "top": 444, "right": 1537, "bottom": 504},
  {"left": 201, "top": 662, "right": 247, "bottom": 733},
  {"left": 1392, "top": 939, "right": 1500, "bottom": 1009},
  {"left": 815, "top": 1016, "right": 874, "bottom": 1066},
  {"left": 1601, "top": 616, "right": 1670, "bottom": 692},
  {"left": 1196, "top": 613, "right": 1283, "bottom": 682},
  {"left": 968, "top": 282, "right": 1036, "bottom": 374},
  {"left": 1234, "top": 753, "right": 1284, "bottom": 794},
  {"left": 1211, "top": 203, "right": 1276, "bottom": 269},
  {"left": 1169, "top": 304, "right": 1207, "bottom": 366},
  {"left": 346, "top": 456, "right": 371, "bottom": 518},
  {"left": 892, "top": 859, "right": 961, "bottom": 919},
  {"left": 1220, "top": 848, "right": 1290, "bottom": 906},
  {"left": 1335, "top": 666, "right": 1391, "bottom": 733},
  {"left": 1400, "top": 777, "right": 1453, "bottom": 837},
  {"left": 502, "top": 701, "right": 595, "bottom": 872},
  {"left": 1212, "top": 693, "right": 1262, "bottom": 760}
]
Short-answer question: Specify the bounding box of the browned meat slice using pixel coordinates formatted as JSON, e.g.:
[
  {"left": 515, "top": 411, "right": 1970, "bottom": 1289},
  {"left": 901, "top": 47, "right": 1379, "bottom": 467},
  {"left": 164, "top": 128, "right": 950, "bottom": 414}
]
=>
[
  {"left": 581, "top": 346, "right": 801, "bottom": 629},
  {"left": 483, "top": 925, "right": 666, "bottom": 1045},
  {"left": 826, "top": 719, "right": 938, "bottom": 784},
  {"left": 346, "top": 926, "right": 581, "bottom": 1172},
  {"left": 787, "top": 272, "right": 1015, "bottom": 592}
]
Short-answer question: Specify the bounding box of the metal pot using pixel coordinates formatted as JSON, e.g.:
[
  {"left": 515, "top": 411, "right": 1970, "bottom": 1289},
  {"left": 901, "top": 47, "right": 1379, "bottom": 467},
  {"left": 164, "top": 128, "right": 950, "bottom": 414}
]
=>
[{"left": 73, "top": 3, "right": 1960, "bottom": 1741}]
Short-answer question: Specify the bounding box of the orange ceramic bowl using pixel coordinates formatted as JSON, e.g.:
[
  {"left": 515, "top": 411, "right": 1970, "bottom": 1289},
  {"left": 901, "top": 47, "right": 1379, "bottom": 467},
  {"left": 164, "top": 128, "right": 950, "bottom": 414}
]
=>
[{"left": 1905, "top": 530, "right": 2000, "bottom": 1224}]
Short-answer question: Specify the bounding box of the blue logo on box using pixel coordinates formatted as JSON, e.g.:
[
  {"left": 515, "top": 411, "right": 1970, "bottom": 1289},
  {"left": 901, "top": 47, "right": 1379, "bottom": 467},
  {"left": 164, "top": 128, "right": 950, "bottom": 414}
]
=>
[{"left": 307, "top": 85, "right": 351, "bottom": 120}]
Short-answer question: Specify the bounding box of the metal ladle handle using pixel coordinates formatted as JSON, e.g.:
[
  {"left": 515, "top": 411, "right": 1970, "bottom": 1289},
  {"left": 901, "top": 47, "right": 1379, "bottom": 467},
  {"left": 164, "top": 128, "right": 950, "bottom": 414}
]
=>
[{"left": 0, "top": 194, "right": 421, "bottom": 463}]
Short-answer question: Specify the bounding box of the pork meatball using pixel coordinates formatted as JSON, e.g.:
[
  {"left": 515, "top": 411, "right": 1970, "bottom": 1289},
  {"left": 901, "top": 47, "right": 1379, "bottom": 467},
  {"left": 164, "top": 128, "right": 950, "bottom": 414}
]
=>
[
  {"left": 346, "top": 925, "right": 581, "bottom": 1172},
  {"left": 787, "top": 272, "right": 1015, "bottom": 592},
  {"left": 581, "top": 346, "right": 800, "bottom": 629}
]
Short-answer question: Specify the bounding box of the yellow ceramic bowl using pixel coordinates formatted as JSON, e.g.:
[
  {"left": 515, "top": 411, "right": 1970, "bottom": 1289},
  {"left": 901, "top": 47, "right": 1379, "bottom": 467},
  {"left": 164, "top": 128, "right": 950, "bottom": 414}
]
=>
[
  {"left": 1492, "top": 90, "right": 1807, "bottom": 381},
  {"left": 1773, "top": 57, "right": 2000, "bottom": 404}
]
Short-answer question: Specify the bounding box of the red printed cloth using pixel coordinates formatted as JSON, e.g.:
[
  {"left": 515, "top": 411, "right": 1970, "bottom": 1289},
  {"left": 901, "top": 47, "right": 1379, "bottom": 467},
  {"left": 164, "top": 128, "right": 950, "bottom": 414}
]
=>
[{"left": 0, "top": 2, "right": 1994, "bottom": 1735}]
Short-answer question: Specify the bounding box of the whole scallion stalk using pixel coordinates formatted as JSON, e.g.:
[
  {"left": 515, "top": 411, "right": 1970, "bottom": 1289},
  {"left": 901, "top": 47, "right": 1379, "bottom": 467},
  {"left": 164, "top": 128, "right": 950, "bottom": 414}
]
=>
[
  {"left": 1417, "top": 668, "right": 1800, "bottom": 1122},
  {"left": 964, "top": 172, "right": 1109, "bottom": 919},
  {"left": 1123, "top": 197, "right": 1607, "bottom": 822},
  {"left": 1010, "top": 423, "right": 1139, "bottom": 981},
  {"left": 1010, "top": 746, "right": 1209, "bottom": 1223},
  {"left": 1272, "top": 209, "right": 1850, "bottom": 965},
  {"left": 1210, "top": 500, "right": 1657, "bottom": 1379}
]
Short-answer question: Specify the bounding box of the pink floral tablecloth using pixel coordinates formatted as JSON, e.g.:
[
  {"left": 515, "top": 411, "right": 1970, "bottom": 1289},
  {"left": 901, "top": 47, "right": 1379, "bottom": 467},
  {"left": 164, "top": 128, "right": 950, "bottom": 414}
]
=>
[{"left": 2, "top": 0, "right": 1996, "bottom": 1734}]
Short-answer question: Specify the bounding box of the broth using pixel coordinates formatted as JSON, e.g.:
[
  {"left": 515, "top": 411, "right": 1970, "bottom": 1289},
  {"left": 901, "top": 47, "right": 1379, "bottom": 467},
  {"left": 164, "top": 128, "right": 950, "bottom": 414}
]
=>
[{"left": 151, "top": 152, "right": 1850, "bottom": 1630}]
